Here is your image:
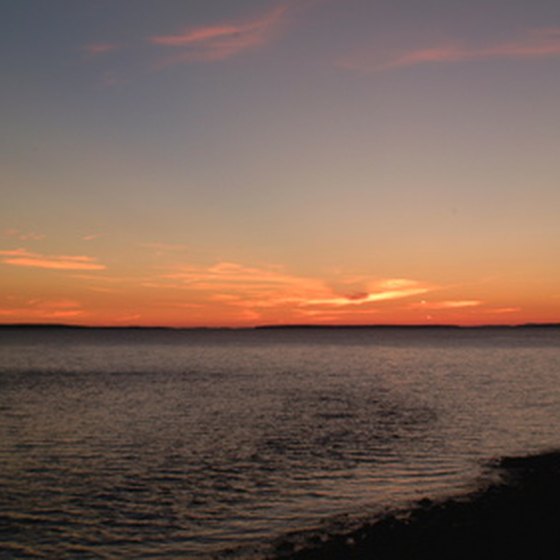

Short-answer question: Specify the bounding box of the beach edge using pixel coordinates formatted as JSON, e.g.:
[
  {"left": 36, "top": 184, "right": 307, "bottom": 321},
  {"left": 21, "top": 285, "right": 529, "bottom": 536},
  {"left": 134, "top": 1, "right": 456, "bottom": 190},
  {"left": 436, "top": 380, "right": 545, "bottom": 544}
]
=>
[{"left": 271, "top": 450, "right": 560, "bottom": 559}]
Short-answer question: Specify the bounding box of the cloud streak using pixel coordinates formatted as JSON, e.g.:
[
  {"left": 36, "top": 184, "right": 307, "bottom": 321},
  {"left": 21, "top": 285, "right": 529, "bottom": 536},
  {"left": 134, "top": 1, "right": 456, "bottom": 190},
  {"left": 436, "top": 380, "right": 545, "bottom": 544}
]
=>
[
  {"left": 165, "top": 261, "right": 433, "bottom": 315},
  {"left": 339, "top": 28, "right": 560, "bottom": 72},
  {"left": 3, "top": 229, "right": 45, "bottom": 241},
  {"left": 150, "top": 4, "right": 289, "bottom": 64},
  {"left": 409, "top": 300, "right": 483, "bottom": 310},
  {"left": 0, "top": 298, "right": 84, "bottom": 321},
  {"left": 83, "top": 43, "right": 119, "bottom": 56},
  {"left": 306, "top": 279, "right": 430, "bottom": 306},
  {"left": 0, "top": 249, "right": 106, "bottom": 271},
  {"left": 141, "top": 242, "right": 189, "bottom": 256}
]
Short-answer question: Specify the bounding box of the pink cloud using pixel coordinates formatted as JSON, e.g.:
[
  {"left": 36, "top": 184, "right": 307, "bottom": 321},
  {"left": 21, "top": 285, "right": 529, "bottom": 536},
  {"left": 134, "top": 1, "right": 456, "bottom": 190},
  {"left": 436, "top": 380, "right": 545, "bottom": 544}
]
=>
[
  {"left": 0, "top": 249, "right": 106, "bottom": 271},
  {"left": 339, "top": 28, "right": 560, "bottom": 72},
  {"left": 84, "top": 43, "right": 119, "bottom": 56},
  {"left": 150, "top": 4, "right": 289, "bottom": 64}
]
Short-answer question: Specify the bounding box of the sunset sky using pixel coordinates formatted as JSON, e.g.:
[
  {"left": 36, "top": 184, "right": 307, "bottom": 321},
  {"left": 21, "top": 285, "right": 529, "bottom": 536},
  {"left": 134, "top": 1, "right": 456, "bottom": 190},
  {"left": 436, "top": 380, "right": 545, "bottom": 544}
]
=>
[{"left": 2, "top": 0, "right": 559, "bottom": 326}]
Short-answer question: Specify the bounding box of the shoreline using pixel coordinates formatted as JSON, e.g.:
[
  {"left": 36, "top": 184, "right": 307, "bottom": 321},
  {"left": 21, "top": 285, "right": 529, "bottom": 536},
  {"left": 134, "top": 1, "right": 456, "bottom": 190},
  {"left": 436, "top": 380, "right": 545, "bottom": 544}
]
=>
[{"left": 271, "top": 450, "right": 560, "bottom": 559}]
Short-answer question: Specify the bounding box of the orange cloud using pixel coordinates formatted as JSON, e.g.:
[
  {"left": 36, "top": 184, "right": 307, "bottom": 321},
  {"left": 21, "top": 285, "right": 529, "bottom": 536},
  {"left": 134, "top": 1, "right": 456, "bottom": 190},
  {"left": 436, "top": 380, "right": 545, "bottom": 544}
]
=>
[
  {"left": 306, "top": 280, "right": 430, "bottom": 307},
  {"left": 166, "top": 261, "right": 322, "bottom": 307},
  {"left": 483, "top": 307, "right": 522, "bottom": 314},
  {"left": 165, "top": 261, "right": 434, "bottom": 317},
  {"left": 0, "top": 249, "right": 106, "bottom": 271},
  {"left": 339, "top": 28, "right": 560, "bottom": 72},
  {"left": 409, "top": 300, "right": 483, "bottom": 310},
  {"left": 150, "top": 4, "right": 288, "bottom": 63},
  {"left": 0, "top": 298, "right": 84, "bottom": 321}
]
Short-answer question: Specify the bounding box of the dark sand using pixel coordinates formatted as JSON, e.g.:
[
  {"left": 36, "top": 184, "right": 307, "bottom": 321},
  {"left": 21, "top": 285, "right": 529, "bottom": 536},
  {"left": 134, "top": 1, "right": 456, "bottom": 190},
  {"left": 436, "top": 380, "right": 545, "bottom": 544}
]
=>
[{"left": 273, "top": 451, "right": 560, "bottom": 559}]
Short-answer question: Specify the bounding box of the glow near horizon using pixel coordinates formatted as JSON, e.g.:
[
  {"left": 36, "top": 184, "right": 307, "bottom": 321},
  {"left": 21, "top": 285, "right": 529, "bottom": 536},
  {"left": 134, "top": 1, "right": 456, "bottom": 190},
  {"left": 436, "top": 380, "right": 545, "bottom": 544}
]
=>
[{"left": 1, "top": 0, "right": 560, "bottom": 326}]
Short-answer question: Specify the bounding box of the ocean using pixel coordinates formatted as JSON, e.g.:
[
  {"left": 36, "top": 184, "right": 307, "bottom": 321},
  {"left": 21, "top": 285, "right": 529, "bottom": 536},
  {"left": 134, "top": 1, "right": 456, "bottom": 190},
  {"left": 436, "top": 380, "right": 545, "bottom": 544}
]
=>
[{"left": 1, "top": 326, "right": 559, "bottom": 558}]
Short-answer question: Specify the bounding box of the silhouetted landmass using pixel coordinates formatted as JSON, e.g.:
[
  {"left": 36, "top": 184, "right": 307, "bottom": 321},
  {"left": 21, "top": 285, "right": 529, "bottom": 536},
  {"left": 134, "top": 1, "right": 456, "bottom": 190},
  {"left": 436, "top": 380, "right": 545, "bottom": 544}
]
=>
[
  {"left": 257, "top": 323, "right": 560, "bottom": 329},
  {"left": 0, "top": 324, "right": 230, "bottom": 331},
  {"left": 0, "top": 323, "right": 559, "bottom": 330},
  {"left": 272, "top": 451, "right": 560, "bottom": 560}
]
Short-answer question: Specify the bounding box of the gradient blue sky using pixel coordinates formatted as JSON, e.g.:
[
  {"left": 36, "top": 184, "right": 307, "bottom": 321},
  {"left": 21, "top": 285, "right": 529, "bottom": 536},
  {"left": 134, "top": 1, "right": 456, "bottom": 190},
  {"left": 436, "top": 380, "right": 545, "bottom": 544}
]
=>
[{"left": 2, "top": 0, "right": 560, "bottom": 325}]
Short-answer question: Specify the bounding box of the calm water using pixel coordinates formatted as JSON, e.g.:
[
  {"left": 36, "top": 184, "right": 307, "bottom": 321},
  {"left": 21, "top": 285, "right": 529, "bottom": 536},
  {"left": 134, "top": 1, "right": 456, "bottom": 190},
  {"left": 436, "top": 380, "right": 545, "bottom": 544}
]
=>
[{"left": 1, "top": 327, "right": 559, "bottom": 558}]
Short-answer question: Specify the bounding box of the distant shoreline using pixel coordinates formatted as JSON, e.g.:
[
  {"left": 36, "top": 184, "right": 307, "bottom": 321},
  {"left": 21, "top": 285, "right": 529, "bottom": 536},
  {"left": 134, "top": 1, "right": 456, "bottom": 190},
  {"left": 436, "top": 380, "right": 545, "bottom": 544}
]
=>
[
  {"left": 273, "top": 450, "right": 560, "bottom": 560},
  {"left": 0, "top": 323, "right": 559, "bottom": 331}
]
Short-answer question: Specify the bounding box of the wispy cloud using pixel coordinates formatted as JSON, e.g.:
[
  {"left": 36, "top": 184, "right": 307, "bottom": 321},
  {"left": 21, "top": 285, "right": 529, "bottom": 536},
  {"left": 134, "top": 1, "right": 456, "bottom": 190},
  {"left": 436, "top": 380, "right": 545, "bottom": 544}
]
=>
[
  {"left": 0, "top": 249, "right": 106, "bottom": 271},
  {"left": 83, "top": 43, "right": 119, "bottom": 56},
  {"left": 141, "top": 242, "right": 189, "bottom": 256},
  {"left": 306, "top": 279, "right": 431, "bottom": 307},
  {"left": 483, "top": 307, "right": 522, "bottom": 314},
  {"left": 165, "top": 261, "right": 433, "bottom": 315},
  {"left": 150, "top": 4, "right": 289, "bottom": 64},
  {"left": 3, "top": 229, "right": 45, "bottom": 241},
  {"left": 409, "top": 299, "right": 483, "bottom": 310},
  {"left": 168, "top": 261, "right": 320, "bottom": 293},
  {"left": 82, "top": 233, "right": 103, "bottom": 241},
  {"left": 0, "top": 298, "right": 84, "bottom": 320},
  {"left": 339, "top": 28, "right": 560, "bottom": 72}
]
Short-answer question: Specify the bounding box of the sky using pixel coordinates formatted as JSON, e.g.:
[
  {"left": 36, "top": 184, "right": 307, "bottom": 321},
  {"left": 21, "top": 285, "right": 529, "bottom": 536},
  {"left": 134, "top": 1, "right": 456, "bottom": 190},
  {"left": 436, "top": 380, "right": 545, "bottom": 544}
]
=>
[{"left": 1, "top": 0, "right": 560, "bottom": 327}]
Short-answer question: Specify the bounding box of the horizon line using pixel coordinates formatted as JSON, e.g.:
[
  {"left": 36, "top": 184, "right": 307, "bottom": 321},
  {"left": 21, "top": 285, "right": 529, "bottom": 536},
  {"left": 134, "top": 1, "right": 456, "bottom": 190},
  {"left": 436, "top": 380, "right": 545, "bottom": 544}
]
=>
[{"left": 1, "top": 322, "right": 559, "bottom": 330}]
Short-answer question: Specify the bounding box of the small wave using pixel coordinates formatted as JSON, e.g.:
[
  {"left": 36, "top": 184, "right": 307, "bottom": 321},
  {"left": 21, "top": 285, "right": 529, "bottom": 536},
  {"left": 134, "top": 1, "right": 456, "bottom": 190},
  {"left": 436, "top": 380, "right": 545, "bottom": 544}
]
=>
[{"left": 266, "top": 451, "right": 560, "bottom": 559}]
